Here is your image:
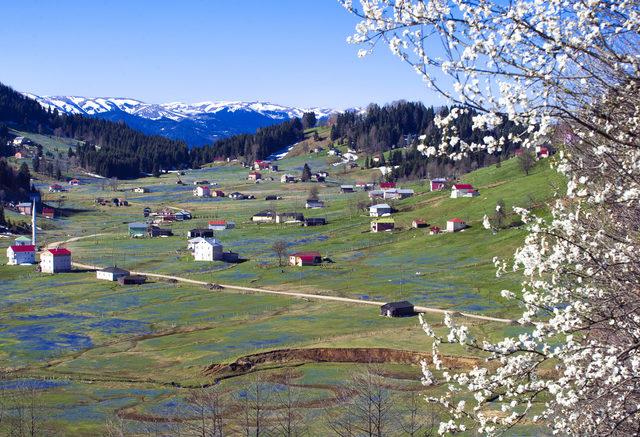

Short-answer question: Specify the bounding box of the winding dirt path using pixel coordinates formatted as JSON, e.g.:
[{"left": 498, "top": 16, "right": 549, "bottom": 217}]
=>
[{"left": 49, "top": 233, "right": 514, "bottom": 324}]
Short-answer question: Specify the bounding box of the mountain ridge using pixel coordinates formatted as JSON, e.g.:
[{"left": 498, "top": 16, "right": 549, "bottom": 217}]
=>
[{"left": 24, "top": 93, "right": 338, "bottom": 146}]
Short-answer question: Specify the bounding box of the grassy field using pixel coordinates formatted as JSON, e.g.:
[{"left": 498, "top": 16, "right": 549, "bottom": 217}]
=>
[{"left": 0, "top": 141, "right": 562, "bottom": 434}]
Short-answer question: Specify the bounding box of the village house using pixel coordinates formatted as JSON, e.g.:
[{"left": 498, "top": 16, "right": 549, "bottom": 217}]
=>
[
  {"left": 193, "top": 180, "right": 210, "bottom": 185},
  {"left": 6, "top": 245, "right": 36, "bottom": 265},
  {"left": 380, "top": 301, "right": 415, "bottom": 317},
  {"left": 97, "top": 266, "right": 130, "bottom": 282},
  {"left": 252, "top": 210, "right": 275, "bottom": 223},
  {"left": 265, "top": 195, "right": 282, "bottom": 201},
  {"left": 253, "top": 160, "right": 271, "bottom": 170},
  {"left": 383, "top": 188, "right": 414, "bottom": 200},
  {"left": 128, "top": 222, "right": 148, "bottom": 237},
  {"left": 174, "top": 210, "right": 192, "bottom": 221},
  {"left": 133, "top": 187, "right": 148, "bottom": 193},
  {"left": 317, "top": 171, "right": 328, "bottom": 179},
  {"left": 193, "top": 238, "right": 223, "bottom": 261},
  {"left": 68, "top": 178, "right": 80, "bottom": 186},
  {"left": 48, "top": 184, "right": 65, "bottom": 193},
  {"left": 229, "top": 192, "right": 246, "bottom": 200},
  {"left": 430, "top": 178, "right": 447, "bottom": 191},
  {"left": 40, "top": 248, "right": 72, "bottom": 273},
  {"left": 208, "top": 220, "right": 233, "bottom": 231},
  {"left": 450, "top": 183, "right": 479, "bottom": 198},
  {"left": 194, "top": 185, "right": 211, "bottom": 197},
  {"left": 188, "top": 228, "right": 214, "bottom": 238},
  {"left": 340, "top": 185, "right": 355, "bottom": 193},
  {"left": 369, "top": 203, "right": 392, "bottom": 217},
  {"left": 429, "top": 226, "right": 442, "bottom": 235},
  {"left": 356, "top": 182, "right": 374, "bottom": 191},
  {"left": 305, "top": 199, "right": 324, "bottom": 209},
  {"left": 12, "top": 136, "right": 26, "bottom": 146},
  {"left": 371, "top": 217, "right": 395, "bottom": 233},
  {"left": 14, "top": 151, "right": 23, "bottom": 159},
  {"left": 42, "top": 207, "right": 55, "bottom": 219},
  {"left": 379, "top": 182, "right": 396, "bottom": 190},
  {"left": 289, "top": 251, "right": 322, "bottom": 266},
  {"left": 118, "top": 275, "right": 146, "bottom": 285},
  {"left": 304, "top": 217, "right": 327, "bottom": 227},
  {"left": 280, "top": 174, "right": 296, "bottom": 183},
  {"left": 148, "top": 226, "right": 173, "bottom": 237},
  {"left": 311, "top": 173, "right": 325, "bottom": 183},
  {"left": 368, "top": 190, "right": 385, "bottom": 199},
  {"left": 14, "top": 236, "right": 32, "bottom": 246},
  {"left": 276, "top": 212, "right": 304, "bottom": 224},
  {"left": 269, "top": 164, "right": 279, "bottom": 172},
  {"left": 211, "top": 189, "right": 225, "bottom": 197},
  {"left": 17, "top": 202, "right": 32, "bottom": 215},
  {"left": 536, "top": 145, "right": 551, "bottom": 159},
  {"left": 412, "top": 219, "right": 428, "bottom": 229},
  {"left": 187, "top": 237, "right": 206, "bottom": 250},
  {"left": 248, "top": 171, "right": 262, "bottom": 181},
  {"left": 328, "top": 148, "right": 341, "bottom": 156},
  {"left": 447, "top": 218, "right": 467, "bottom": 232}
]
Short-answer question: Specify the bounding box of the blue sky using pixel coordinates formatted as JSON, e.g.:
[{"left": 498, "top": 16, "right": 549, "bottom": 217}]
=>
[{"left": 0, "top": 0, "right": 445, "bottom": 108}]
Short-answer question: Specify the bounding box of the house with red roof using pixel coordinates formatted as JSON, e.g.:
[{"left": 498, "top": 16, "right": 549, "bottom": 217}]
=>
[
  {"left": 450, "top": 183, "right": 479, "bottom": 198},
  {"left": 253, "top": 160, "right": 271, "bottom": 170},
  {"left": 289, "top": 251, "right": 322, "bottom": 266},
  {"left": 42, "top": 207, "right": 55, "bottom": 219},
  {"left": 211, "top": 190, "right": 225, "bottom": 198},
  {"left": 6, "top": 245, "right": 36, "bottom": 265},
  {"left": 68, "top": 178, "right": 80, "bottom": 186},
  {"left": 429, "top": 226, "right": 441, "bottom": 235},
  {"left": 193, "top": 185, "right": 211, "bottom": 197},
  {"left": 208, "top": 220, "right": 233, "bottom": 231},
  {"left": 536, "top": 146, "right": 550, "bottom": 159},
  {"left": 40, "top": 248, "right": 72, "bottom": 273},
  {"left": 447, "top": 218, "right": 467, "bottom": 232},
  {"left": 248, "top": 171, "right": 262, "bottom": 181},
  {"left": 430, "top": 178, "right": 447, "bottom": 191},
  {"left": 379, "top": 182, "right": 396, "bottom": 190}
]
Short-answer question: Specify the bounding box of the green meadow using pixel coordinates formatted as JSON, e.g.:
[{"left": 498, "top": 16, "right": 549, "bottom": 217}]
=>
[{"left": 0, "top": 135, "right": 563, "bottom": 434}]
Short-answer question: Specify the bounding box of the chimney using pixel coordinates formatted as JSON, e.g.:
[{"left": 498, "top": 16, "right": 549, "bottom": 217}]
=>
[{"left": 31, "top": 199, "right": 37, "bottom": 248}]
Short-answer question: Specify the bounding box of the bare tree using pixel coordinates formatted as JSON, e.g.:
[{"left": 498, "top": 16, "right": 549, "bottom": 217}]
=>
[
  {"left": 183, "top": 386, "right": 226, "bottom": 437},
  {"left": 272, "top": 240, "right": 288, "bottom": 267},
  {"left": 234, "top": 380, "right": 271, "bottom": 437},
  {"left": 274, "top": 370, "right": 307, "bottom": 437},
  {"left": 308, "top": 185, "right": 320, "bottom": 201},
  {"left": 517, "top": 149, "right": 535, "bottom": 176},
  {"left": 398, "top": 391, "right": 437, "bottom": 437}
]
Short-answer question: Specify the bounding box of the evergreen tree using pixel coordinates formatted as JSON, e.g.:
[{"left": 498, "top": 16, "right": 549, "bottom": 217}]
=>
[
  {"left": 302, "top": 112, "right": 317, "bottom": 129},
  {"left": 301, "top": 163, "right": 312, "bottom": 182}
]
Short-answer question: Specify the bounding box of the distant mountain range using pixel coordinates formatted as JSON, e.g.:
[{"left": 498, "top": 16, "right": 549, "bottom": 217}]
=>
[{"left": 24, "top": 94, "right": 337, "bottom": 147}]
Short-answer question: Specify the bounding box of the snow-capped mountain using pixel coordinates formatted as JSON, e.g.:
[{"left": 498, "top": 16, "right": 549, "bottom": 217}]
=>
[{"left": 24, "top": 93, "right": 336, "bottom": 147}]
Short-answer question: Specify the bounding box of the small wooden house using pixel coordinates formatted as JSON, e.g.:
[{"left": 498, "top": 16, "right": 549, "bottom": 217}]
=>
[
  {"left": 118, "top": 275, "right": 147, "bottom": 286},
  {"left": 248, "top": 171, "right": 262, "bottom": 181},
  {"left": 97, "top": 266, "right": 130, "bottom": 282},
  {"left": 188, "top": 228, "right": 214, "bottom": 238},
  {"left": 305, "top": 199, "right": 324, "bottom": 209},
  {"left": 17, "top": 202, "right": 32, "bottom": 215},
  {"left": 371, "top": 218, "right": 395, "bottom": 233},
  {"left": 340, "top": 185, "right": 355, "bottom": 193},
  {"left": 369, "top": 203, "right": 392, "bottom": 217},
  {"left": 304, "top": 217, "right": 327, "bottom": 227},
  {"left": 380, "top": 301, "right": 415, "bottom": 317},
  {"left": 276, "top": 212, "right": 304, "bottom": 224},
  {"left": 42, "top": 207, "right": 55, "bottom": 219},
  {"left": 412, "top": 219, "right": 428, "bottom": 229},
  {"left": 128, "top": 222, "right": 148, "bottom": 238},
  {"left": 148, "top": 226, "right": 173, "bottom": 237}
]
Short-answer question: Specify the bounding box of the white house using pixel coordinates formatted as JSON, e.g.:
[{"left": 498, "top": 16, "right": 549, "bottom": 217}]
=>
[
  {"left": 252, "top": 211, "right": 275, "bottom": 222},
  {"left": 450, "top": 184, "right": 479, "bottom": 198},
  {"left": 447, "top": 218, "right": 467, "bottom": 232},
  {"left": 6, "top": 245, "right": 36, "bottom": 265},
  {"left": 194, "top": 185, "right": 211, "bottom": 197},
  {"left": 97, "top": 266, "right": 130, "bottom": 281},
  {"left": 369, "top": 203, "right": 392, "bottom": 217},
  {"left": 133, "top": 187, "right": 147, "bottom": 193},
  {"left": 305, "top": 199, "right": 324, "bottom": 209},
  {"left": 188, "top": 237, "right": 207, "bottom": 251},
  {"left": 193, "top": 238, "right": 223, "bottom": 261},
  {"left": 40, "top": 248, "right": 72, "bottom": 273},
  {"left": 281, "top": 174, "right": 296, "bottom": 183}
]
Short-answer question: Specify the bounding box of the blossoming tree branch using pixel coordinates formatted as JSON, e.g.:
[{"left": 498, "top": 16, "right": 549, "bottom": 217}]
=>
[{"left": 343, "top": 0, "right": 640, "bottom": 434}]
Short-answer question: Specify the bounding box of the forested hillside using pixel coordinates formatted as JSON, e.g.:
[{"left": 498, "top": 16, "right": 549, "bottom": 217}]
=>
[
  {"left": 0, "top": 83, "right": 189, "bottom": 178},
  {"left": 331, "top": 102, "right": 524, "bottom": 180}
]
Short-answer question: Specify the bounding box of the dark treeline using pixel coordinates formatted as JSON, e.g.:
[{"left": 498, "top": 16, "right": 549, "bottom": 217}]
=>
[
  {"left": 0, "top": 83, "right": 189, "bottom": 179},
  {"left": 332, "top": 102, "right": 523, "bottom": 180},
  {"left": 0, "top": 159, "right": 34, "bottom": 202},
  {"left": 190, "top": 118, "right": 304, "bottom": 166}
]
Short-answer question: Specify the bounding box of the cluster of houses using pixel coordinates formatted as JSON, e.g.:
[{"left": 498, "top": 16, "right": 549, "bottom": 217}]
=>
[
  {"left": 6, "top": 235, "right": 73, "bottom": 274},
  {"left": 186, "top": 223, "right": 239, "bottom": 262},
  {"left": 128, "top": 222, "right": 173, "bottom": 238},
  {"left": 144, "top": 208, "right": 192, "bottom": 222},
  {"left": 252, "top": 209, "right": 327, "bottom": 227},
  {"left": 280, "top": 171, "right": 327, "bottom": 184},
  {"left": 10, "top": 137, "right": 38, "bottom": 159}
]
